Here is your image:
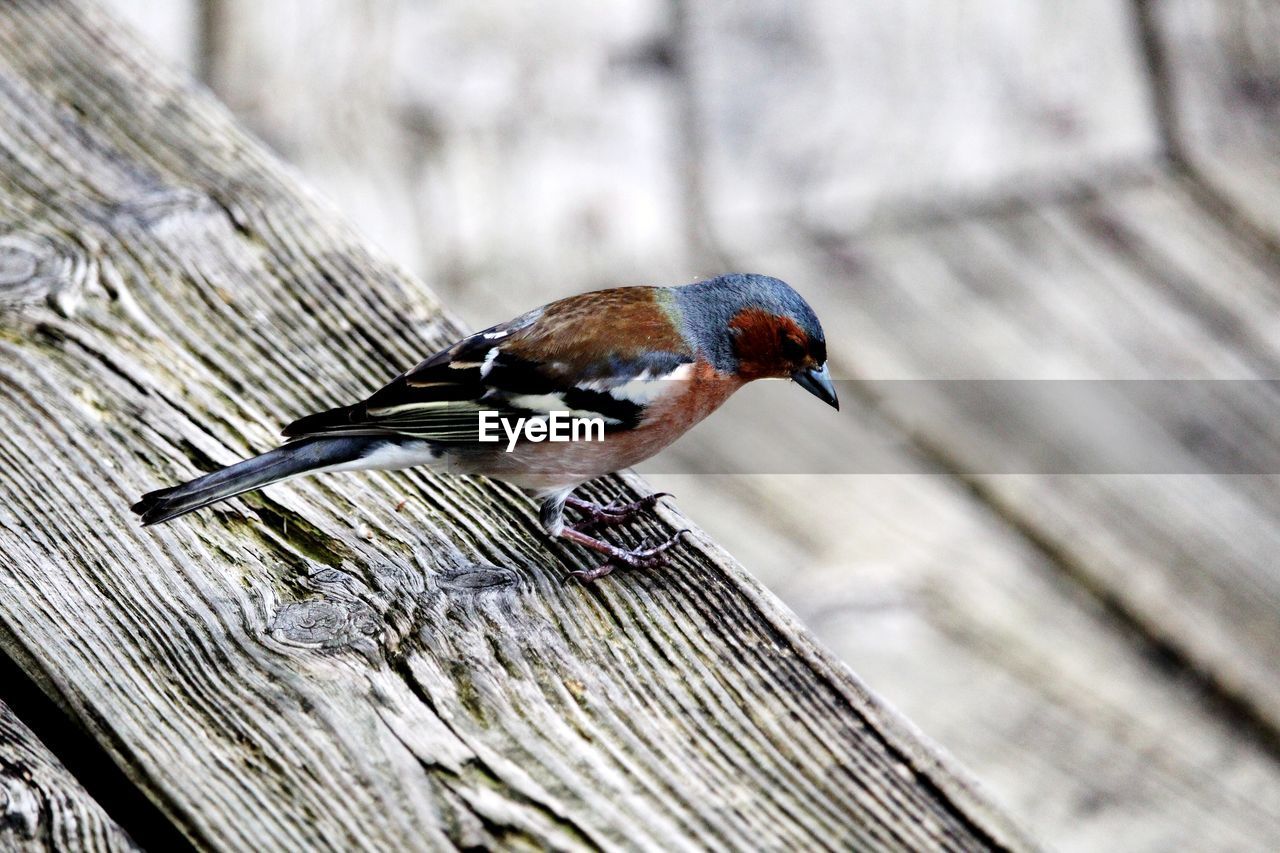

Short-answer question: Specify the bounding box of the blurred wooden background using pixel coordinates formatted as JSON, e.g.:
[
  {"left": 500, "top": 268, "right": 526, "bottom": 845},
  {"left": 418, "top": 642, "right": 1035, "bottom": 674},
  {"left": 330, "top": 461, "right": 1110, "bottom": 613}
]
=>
[{"left": 102, "top": 2, "right": 1280, "bottom": 850}]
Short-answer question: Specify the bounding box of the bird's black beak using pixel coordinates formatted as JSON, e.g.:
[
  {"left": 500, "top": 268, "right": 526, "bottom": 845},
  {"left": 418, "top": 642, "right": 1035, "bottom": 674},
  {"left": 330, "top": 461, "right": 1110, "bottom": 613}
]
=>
[{"left": 792, "top": 363, "right": 839, "bottom": 410}]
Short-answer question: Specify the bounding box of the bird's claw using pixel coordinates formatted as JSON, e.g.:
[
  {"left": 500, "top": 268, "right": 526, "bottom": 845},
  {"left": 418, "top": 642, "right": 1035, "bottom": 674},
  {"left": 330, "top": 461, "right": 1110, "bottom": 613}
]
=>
[
  {"left": 569, "top": 529, "right": 691, "bottom": 583},
  {"left": 566, "top": 492, "right": 671, "bottom": 532}
]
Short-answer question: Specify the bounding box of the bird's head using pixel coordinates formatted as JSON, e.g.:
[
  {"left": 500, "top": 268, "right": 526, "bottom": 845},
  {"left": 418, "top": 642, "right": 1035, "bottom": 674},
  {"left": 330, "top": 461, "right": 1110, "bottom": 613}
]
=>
[{"left": 675, "top": 273, "right": 839, "bottom": 410}]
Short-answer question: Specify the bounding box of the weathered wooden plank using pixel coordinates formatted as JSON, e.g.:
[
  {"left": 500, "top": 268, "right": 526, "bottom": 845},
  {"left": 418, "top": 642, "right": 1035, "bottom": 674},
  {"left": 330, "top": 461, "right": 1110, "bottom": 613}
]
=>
[
  {"left": 165, "top": 1, "right": 1166, "bottom": 328},
  {"left": 165, "top": 5, "right": 1280, "bottom": 844},
  {"left": 1143, "top": 0, "right": 1280, "bottom": 242},
  {"left": 95, "top": 5, "right": 1280, "bottom": 849},
  {"left": 649, "top": 408, "right": 1280, "bottom": 850},
  {"left": 0, "top": 699, "right": 138, "bottom": 852},
  {"left": 725, "top": 174, "right": 1280, "bottom": 739},
  {"left": 1144, "top": 0, "right": 1280, "bottom": 162},
  {"left": 193, "top": 0, "right": 693, "bottom": 321},
  {"left": 685, "top": 0, "right": 1160, "bottom": 243},
  {"left": 0, "top": 2, "right": 1029, "bottom": 850}
]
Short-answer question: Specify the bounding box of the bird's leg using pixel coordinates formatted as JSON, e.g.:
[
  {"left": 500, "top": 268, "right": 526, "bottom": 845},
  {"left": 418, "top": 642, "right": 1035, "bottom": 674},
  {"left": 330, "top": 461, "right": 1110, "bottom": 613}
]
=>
[
  {"left": 540, "top": 490, "right": 687, "bottom": 582},
  {"left": 565, "top": 493, "right": 671, "bottom": 532},
  {"left": 557, "top": 526, "right": 691, "bottom": 583}
]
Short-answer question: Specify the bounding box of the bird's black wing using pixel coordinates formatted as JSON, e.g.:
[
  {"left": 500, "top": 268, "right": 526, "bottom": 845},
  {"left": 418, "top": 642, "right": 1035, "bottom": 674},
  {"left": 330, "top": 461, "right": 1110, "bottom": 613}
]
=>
[{"left": 282, "top": 306, "right": 692, "bottom": 444}]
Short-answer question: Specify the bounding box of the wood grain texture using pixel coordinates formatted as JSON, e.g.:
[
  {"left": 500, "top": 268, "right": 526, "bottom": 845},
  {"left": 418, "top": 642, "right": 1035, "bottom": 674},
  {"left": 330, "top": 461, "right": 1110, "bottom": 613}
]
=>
[
  {"left": 1144, "top": 0, "right": 1280, "bottom": 244},
  {"left": 685, "top": 0, "right": 1159, "bottom": 242},
  {"left": 92, "top": 3, "right": 1280, "bottom": 848},
  {"left": 650, "top": 405, "right": 1280, "bottom": 851},
  {"left": 0, "top": 700, "right": 138, "bottom": 852},
  {"left": 1146, "top": 0, "right": 1280, "bottom": 162},
  {"left": 196, "top": 0, "right": 694, "bottom": 321},
  {"left": 727, "top": 174, "right": 1280, "bottom": 737},
  {"left": 140, "top": 1, "right": 1168, "bottom": 322},
  {"left": 0, "top": 1, "right": 1029, "bottom": 850}
]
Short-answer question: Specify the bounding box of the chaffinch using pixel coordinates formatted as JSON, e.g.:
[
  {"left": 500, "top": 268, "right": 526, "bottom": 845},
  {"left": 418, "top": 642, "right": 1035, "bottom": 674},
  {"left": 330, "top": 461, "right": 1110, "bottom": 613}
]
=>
[{"left": 134, "top": 273, "right": 838, "bottom": 581}]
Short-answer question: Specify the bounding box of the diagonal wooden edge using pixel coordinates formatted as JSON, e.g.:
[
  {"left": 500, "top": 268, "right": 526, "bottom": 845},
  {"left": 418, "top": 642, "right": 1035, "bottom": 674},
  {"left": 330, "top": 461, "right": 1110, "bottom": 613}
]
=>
[{"left": 0, "top": 1, "right": 1034, "bottom": 849}]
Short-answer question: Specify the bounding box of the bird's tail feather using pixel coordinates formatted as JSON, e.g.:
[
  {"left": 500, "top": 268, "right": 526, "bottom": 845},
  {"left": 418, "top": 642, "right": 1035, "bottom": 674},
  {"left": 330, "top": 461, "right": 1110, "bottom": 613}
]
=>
[{"left": 132, "top": 436, "right": 387, "bottom": 525}]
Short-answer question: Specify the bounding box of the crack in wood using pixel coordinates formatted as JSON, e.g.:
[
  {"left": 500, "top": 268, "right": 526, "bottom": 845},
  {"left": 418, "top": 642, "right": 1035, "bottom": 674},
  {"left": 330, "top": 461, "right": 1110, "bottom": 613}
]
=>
[{"left": 0, "top": 637, "right": 193, "bottom": 851}]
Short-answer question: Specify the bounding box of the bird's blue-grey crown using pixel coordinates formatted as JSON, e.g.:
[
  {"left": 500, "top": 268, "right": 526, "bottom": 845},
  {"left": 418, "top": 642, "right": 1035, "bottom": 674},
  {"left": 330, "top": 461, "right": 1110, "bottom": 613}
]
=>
[{"left": 673, "top": 273, "right": 827, "bottom": 373}]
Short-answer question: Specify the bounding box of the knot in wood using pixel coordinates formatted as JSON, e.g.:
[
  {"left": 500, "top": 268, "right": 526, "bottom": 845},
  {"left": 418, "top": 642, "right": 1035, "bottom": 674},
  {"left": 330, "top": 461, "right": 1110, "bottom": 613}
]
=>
[
  {"left": 0, "top": 232, "right": 91, "bottom": 314},
  {"left": 437, "top": 564, "right": 520, "bottom": 594},
  {"left": 0, "top": 775, "right": 39, "bottom": 838},
  {"left": 272, "top": 600, "right": 381, "bottom": 650},
  {"left": 109, "top": 186, "right": 221, "bottom": 233}
]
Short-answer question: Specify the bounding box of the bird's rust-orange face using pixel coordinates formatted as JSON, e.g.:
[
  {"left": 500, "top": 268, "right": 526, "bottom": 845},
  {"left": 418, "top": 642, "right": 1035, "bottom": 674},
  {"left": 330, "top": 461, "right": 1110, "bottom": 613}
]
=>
[{"left": 727, "top": 307, "right": 822, "bottom": 380}]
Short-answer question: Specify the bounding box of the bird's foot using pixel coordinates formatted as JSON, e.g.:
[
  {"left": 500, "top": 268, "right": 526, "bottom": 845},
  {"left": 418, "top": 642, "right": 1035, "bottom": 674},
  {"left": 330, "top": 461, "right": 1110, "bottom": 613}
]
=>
[
  {"left": 558, "top": 526, "right": 691, "bottom": 583},
  {"left": 565, "top": 493, "right": 670, "bottom": 532}
]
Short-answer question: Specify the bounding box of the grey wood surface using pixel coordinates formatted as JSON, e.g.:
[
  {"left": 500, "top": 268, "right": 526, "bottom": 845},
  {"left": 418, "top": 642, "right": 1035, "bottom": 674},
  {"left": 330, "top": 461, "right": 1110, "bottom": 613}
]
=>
[
  {"left": 1147, "top": 0, "right": 1280, "bottom": 163},
  {"left": 180, "top": 0, "right": 1165, "bottom": 314},
  {"left": 198, "top": 0, "right": 694, "bottom": 316},
  {"left": 731, "top": 175, "right": 1280, "bottom": 732},
  {"left": 0, "top": 700, "right": 137, "bottom": 852},
  {"left": 646, "top": 261, "right": 1280, "bottom": 850},
  {"left": 0, "top": 1, "right": 1031, "bottom": 850},
  {"left": 1146, "top": 0, "right": 1280, "bottom": 248},
  {"left": 685, "top": 0, "right": 1159, "bottom": 242},
  {"left": 87, "top": 2, "right": 1280, "bottom": 851},
  {"left": 648, "top": 464, "right": 1280, "bottom": 851}
]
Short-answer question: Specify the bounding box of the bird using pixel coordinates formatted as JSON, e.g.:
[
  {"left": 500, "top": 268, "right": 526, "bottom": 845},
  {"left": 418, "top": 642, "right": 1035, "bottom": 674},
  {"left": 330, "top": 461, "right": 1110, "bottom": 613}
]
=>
[{"left": 133, "top": 273, "right": 839, "bottom": 581}]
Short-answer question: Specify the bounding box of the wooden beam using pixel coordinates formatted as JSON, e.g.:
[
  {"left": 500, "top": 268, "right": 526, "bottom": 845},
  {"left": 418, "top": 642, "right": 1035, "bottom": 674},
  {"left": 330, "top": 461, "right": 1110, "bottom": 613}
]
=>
[
  {"left": 0, "top": 699, "right": 138, "bottom": 852},
  {"left": 1140, "top": 0, "right": 1280, "bottom": 248},
  {"left": 650, "top": 402, "right": 1280, "bottom": 849},
  {"left": 729, "top": 175, "right": 1280, "bottom": 739},
  {"left": 1141, "top": 0, "right": 1280, "bottom": 165},
  {"left": 685, "top": 0, "right": 1160, "bottom": 244},
  {"left": 0, "top": 1, "right": 1028, "bottom": 848},
  {"left": 194, "top": 0, "right": 693, "bottom": 316}
]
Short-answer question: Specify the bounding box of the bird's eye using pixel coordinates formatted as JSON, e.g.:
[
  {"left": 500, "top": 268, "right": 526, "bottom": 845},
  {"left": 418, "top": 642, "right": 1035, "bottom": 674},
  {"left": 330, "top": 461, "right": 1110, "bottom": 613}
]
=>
[{"left": 779, "top": 332, "right": 806, "bottom": 362}]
